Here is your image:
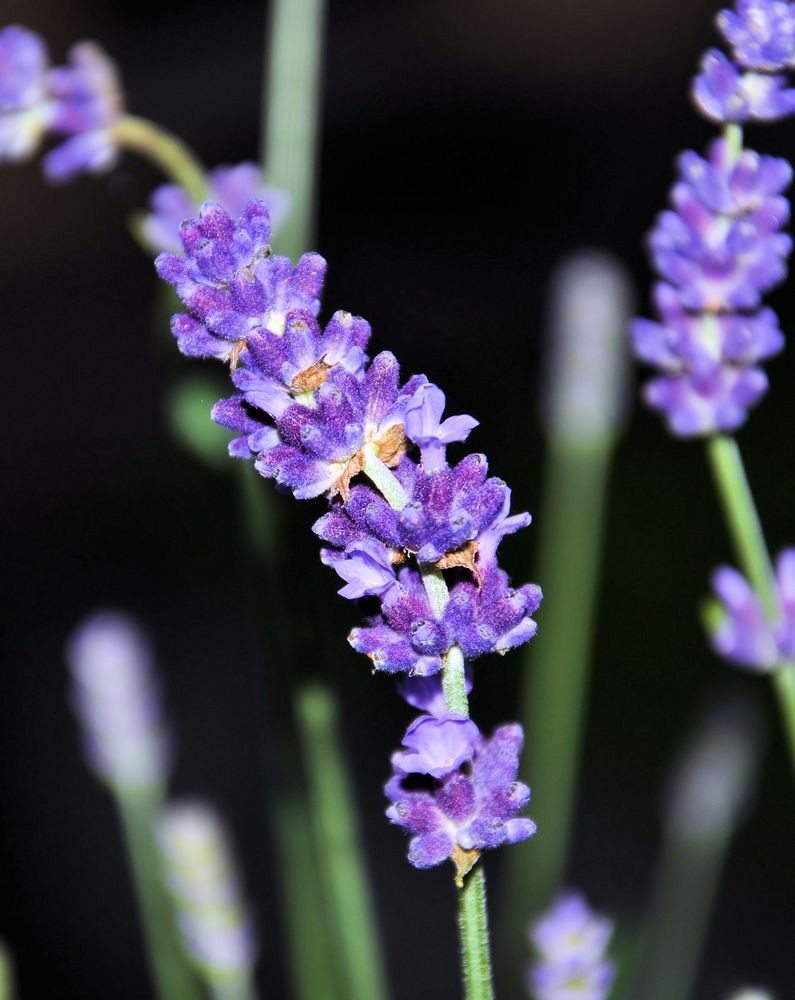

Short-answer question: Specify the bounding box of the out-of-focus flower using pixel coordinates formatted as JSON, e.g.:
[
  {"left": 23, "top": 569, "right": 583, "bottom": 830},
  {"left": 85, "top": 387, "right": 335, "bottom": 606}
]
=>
[
  {"left": 0, "top": 25, "right": 51, "bottom": 162},
  {"left": 527, "top": 892, "right": 615, "bottom": 1000},
  {"left": 158, "top": 802, "right": 257, "bottom": 985},
  {"left": 65, "top": 610, "right": 170, "bottom": 791}
]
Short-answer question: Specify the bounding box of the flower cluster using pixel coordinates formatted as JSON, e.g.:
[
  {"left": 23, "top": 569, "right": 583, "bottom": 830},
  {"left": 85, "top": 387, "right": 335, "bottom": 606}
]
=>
[
  {"left": 142, "top": 162, "right": 290, "bottom": 254},
  {"left": 156, "top": 197, "right": 540, "bottom": 872},
  {"left": 527, "top": 893, "right": 615, "bottom": 1000},
  {"left": 0, "top": 25, "right": 122, "bottom": 179},
  {"left": 709, "top": 548, "right": 795, "bottom": 670},
  {"left": 631, "top": 0, "right": 795, "bottom": 435}
]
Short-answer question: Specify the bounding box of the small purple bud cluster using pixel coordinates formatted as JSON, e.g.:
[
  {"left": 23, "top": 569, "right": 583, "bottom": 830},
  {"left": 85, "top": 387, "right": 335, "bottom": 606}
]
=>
[
  {"left": 632, "top": 0, "right": 795, "bottom": 435},
  {"left": 0, "top": 25, "right": 122, "bottom": 180},
  {"left": 527, "top": 892, "right": 615, "bottom": 1000},
  {"left": 156, "top": 198, "right": 540, "bottom": 872},
  {"left": 142, "top": 162, "right": 290, "bottom": 254},
  {"left": 710, "top": 549, "right": 795, "bottom": 670}
]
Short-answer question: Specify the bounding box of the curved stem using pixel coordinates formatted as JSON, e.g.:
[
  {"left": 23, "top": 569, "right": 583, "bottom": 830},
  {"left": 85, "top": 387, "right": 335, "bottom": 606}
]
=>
[
  {"left": 361, "top": 451, "right": 494, "bottom": 1000},
  {"left": 111, "top": 115, "right": 208, "bottom": 202},
  {"left": 706, "top": 435, "right": 795, "bottom": 776}
]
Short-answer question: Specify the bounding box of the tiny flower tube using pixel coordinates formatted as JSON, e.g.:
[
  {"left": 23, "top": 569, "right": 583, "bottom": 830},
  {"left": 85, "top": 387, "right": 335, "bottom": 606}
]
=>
[
  {"left": 527, "top": 892, "right": 615, "bottom": 1000},
  {"left": 158, "top": 802, "right": 257, "bottom": 985},
  {"left": 65, "top": 609, "right": 170, "bottom": 791}
]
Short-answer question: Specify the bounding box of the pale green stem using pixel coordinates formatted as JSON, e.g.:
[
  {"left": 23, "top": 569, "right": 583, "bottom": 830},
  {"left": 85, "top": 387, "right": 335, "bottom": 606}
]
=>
[
  {"left": 116, "top": 787, "right": 201, "bottom": 1000},
  {"left": 208, "top": 976, "right": 258, "bottom": 1000},
  {"left": 262, "top": 0, "right": 327, "bottom": 260},
  {"left": 111, "top": 115, "right": 208, "bottom": 202},
  {"left": 0, "top": 941, "right": 14, "bottom": 1000},
  {"left": 295, "top": 684, "right": 389, "bottom": 1000},
  {"left": 706, "top": 436, "right": 795, "bottom": 776},
  {"left": 361, "top": 451, "right": 494, "bottom": 1000}
]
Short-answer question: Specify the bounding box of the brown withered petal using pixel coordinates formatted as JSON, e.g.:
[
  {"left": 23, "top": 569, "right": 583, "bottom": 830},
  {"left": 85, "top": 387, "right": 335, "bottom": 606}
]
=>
[{"left": 291, "top": 356, "right": 334, "bottom": 393}]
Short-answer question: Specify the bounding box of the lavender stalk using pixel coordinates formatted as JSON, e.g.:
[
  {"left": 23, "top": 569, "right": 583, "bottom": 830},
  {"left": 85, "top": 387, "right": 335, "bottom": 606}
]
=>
[
  {"left": 630, "top": 0, "right": 795, "bottom": 778},
  {"left": 499, "top": 252, "right": 631, "bottom": 982}
]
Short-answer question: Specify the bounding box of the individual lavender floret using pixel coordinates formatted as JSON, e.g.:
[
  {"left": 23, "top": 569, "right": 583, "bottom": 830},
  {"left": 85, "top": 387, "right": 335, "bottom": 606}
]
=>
[
  {"left": 155, "top": 200, "right": 326, "bottom": 361},
  {"left": 397, "top": 667, "right": 473, "bottom": 717},
  {"left": 349, "top": 564, "right": 541, "bottom": 675},
  {"left": 65, "top": 610, "right": 170, "bottom": 791},
  {"left": 316, "top": 451, "right": 530, "bottom": 572},
  {"left": 321, "top": 537, "right": 398, "bottom": 599},
  {"left": 43, "top": 40, "right": 123, "bottom": 180},
  {"left": 142, "top": 162, "right": 290, "bottom": 253},
  {"left": 717, "top": 0, "right": 795, "bottom": 71},
  {"left": 527, "top": 892, "right": 615, "bottom": 1000},
  {"left": 710, "top": 548, "right": 795, "bottom": 668},
  {"left": 391, "top": 713, "right": 481, "bottom": 779},
  {"left": 404, "top": 383, "right": 479, "bottom": 471},
  {"left": 158, "top": 802, "right": 257, "bottom": 986},
  {"left": 385, "top": 722, "right": 535, "bottom": 875},
  {"left": 692, "top": 49, "right": 795, "bottom": 123},
  {"left": 0, "top": 25, "right": 51, "bottom": 162}
]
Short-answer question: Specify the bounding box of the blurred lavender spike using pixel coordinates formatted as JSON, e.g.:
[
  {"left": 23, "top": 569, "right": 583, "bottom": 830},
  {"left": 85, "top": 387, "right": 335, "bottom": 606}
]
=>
[
  {"left": 66, "top": 610, "right": 170, "bottom": 792},
  {"left": 542, "top": 250, "right": 633, "bottom": 451},
  {"left": 159, "top": 802, "right": 258, "bottom": 1000},
  {"left": 727, "top": 991, "right": 774, "bottom": 1000}
]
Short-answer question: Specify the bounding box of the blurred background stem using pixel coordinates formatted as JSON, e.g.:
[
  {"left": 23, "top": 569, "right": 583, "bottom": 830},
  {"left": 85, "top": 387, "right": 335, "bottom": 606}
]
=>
[
  {"left": 116, "top": 788, "right": 200, "bottom": 1000},
  {"left": 497, "top": 252, "right": 631, "bottom": 988}
]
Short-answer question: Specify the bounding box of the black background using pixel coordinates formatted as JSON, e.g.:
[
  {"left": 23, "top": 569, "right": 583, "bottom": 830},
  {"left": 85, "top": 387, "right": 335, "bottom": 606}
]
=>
[{"left": 2, "top": 0, "right": 795, "bottom": 997}]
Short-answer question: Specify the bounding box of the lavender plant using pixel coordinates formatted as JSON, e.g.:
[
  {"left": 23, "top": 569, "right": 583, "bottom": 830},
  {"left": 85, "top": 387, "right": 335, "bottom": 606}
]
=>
[{"left": 631, "top": 0, "right": 795, "bottom": 770}]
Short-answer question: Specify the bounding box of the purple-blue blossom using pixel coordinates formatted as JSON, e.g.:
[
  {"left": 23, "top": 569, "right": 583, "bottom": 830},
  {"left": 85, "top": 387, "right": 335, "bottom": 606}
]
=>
[
  {"left": 321, "top": 537, "right": 397, "bottom": 599},
  {"left": 710, "top": 549, "right": 795, "bottom": 669},
  {"left": 397, "top": 668, "right": 473, "bottom": 717},
  {"left": 385, "top": 723, "right": 535, "bottom": 872},
  {"left": 0, "top": 26, "right": 123, "bottom": 178},
  {"left": 391, "top": 713, "right": 480, "bottom": 779},
  {"left": 142, "top": 162, "right": 290, "bottom": 253},
  {"left": 404, "top": 383, "right": 479, "bottom": 471},
  {"left": 528, "top": 892, "right": 615, "bottom": 1000},
  {"left": 716, "top": 0, "right": 795, "bottom": 71},
  {"left": 692, "top": 49, "right": 795, "bottom": 123}
]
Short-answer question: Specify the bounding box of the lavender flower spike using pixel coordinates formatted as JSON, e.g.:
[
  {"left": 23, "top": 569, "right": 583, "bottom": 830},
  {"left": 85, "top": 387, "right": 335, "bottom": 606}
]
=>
[
  {"left": 0, "top": 26, "right": 51, "bottom": 162},
  {"left": 65, "top": 610, "right": 170, "bottom": 791},
  {"left": 528, "top": 892, "right": 615, "bottom": 1000},
  {"left": 159, "top": 802, "right": 257, "bottom": 986}
]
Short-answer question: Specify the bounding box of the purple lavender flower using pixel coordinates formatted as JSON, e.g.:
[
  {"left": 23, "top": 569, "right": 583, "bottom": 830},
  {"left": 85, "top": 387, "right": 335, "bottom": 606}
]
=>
[
  {"left": 404, "top": 383, "right": 479, "bottom": 471},
  {"left": 0, "top": 25, "right": 51, "bottom": 162},
  {"left": 142, "top": 162, "right": 290, "bottom": 253},
  {"left": 315, "top": 452, "right": 530, "bottom": 572},
  {"left": 321, "top": 537, "right": 398, "bottom": 599},
  {"left": 397, "top": 668, "right": 473, "bottom": 717},
  {"left": 43, "top": 41, "right": 123, "bottom": 180},
  {"left": 349, "top": 564, "right": 541, "bottom": 675},
  {"left": 528, "top": 892, "right": 615, "bottom": 1000},
  {"left": 692, "top": 48, "right": 795, "bottom": 123},
  {"left": 156, "top": 200, "right": 326, "bottom": 362},
  {"left": 717, "top": 0, "right": 795, "bottom": 72},
  {"left": 391, "top": 713, "right": 480, "bottom": 779},
  {"left": 65, "top": 610, "right": 170, "bottom": 790},
  {"left": 710, "top": 549, "right": 795, "bottom": 668},
  {"left": 385, "top": 723, "right": 535, "bottom": 873}
]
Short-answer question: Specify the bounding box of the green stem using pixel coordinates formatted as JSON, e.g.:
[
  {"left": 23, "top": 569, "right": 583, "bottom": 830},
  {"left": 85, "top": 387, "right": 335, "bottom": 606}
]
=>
[
  {"left": 295, "top": 683, "right": 389, "bottom": 1000},
  {"left": 263, "top": 0, "right": 327, "bottom": 260},
  {"left": 361, "top": 451, "right": 494, "bottom": 1000},
  {"left": 208, "top": 977, "right": 258, "bottom": 1000},
  {"left": 116, "top": 788, "right": 201, "bottom": 1000},
  {"left": 111, "top": 115, "right": 208, "bottom": 201},
  {"left": 706, "top": 436, "right": 795, "bottom": 776}
]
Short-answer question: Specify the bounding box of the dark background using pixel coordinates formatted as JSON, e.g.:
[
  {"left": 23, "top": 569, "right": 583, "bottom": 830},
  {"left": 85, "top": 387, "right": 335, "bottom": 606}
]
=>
[{"left": 2, "top": 0, "right": 794, "bottom": 997}]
